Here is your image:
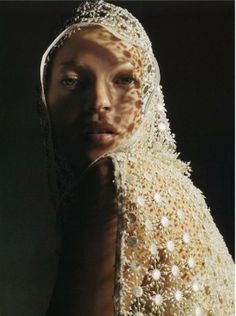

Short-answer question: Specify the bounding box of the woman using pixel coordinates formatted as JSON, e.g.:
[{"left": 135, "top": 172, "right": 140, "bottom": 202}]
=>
[{"left": 38, "top": 1, "right": 234, "bottom": 315}]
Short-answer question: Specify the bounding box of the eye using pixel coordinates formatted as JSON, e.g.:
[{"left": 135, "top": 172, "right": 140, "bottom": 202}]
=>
[
  {"left": 60, "top": 77, "right": 78, "bottom": 88},
  {"left": 114, "top": 75, "right": 135, "bottom": 86}
]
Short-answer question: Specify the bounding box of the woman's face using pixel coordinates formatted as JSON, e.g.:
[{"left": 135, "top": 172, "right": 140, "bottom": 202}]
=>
[{"left": 47, "top": 26, "right": 144, "bottom": 168}]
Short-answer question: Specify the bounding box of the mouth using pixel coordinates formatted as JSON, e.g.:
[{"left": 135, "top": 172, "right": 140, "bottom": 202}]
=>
[{"left": 83, "top": 123, "right": 118, "bottom": 145}]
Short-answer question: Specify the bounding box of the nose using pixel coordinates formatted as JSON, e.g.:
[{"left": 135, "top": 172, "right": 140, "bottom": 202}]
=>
[{"left": 87, "top": 79, "right": 111, "bottom": 113}]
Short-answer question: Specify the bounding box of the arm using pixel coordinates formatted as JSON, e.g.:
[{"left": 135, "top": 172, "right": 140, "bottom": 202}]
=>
[{"left": 47, "top": 158, "right": 118, "bottom": 316}]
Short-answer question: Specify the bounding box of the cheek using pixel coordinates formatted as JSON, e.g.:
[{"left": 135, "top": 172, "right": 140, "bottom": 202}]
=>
[
  {"left": 115, "top": 87, "right": 142, "bottom": 115},
  {"left": 47, "top": 93, "right": 84, "bottom": 137},
  {"left": 114, "top": 89, "right": 142, "bottom": 137},
  {"left": 119, "top": 107, "right": 142, "bottom": 138}
]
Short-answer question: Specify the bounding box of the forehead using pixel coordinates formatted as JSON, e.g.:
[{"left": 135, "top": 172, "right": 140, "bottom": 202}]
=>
[
  {"left": 52, "top": 26, "right": 143, "bottom": 67},
  {"left": 75, "top": 26, "right": 127, "bottom": 44}
]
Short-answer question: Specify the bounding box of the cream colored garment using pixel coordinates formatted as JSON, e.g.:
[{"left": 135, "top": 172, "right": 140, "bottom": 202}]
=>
[
  {"left": 39, "top": 1, "right": 235, "bottom": 315},
  {"left": 106, "top": 90, "right": 235, "bottom": 316}
]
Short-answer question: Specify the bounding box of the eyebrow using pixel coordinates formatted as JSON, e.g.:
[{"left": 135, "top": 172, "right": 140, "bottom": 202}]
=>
[{"left": 59, "top": 61, "right": 78, "bottom": 67}]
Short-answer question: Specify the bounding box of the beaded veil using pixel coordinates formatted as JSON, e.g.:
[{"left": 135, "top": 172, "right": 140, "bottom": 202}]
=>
[{"left": 39, "top": 1, "right": 235, "bottom": 315}]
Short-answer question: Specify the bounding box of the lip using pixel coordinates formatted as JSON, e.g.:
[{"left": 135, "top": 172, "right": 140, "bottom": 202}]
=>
[{"left": 83, "top": 123, "right": 118, "bottom": 145}]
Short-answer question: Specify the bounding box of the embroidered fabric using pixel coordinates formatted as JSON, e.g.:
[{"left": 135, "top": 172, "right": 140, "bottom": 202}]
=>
[{"left": 39, "top": 1, "right": 235, "bottom": 315}]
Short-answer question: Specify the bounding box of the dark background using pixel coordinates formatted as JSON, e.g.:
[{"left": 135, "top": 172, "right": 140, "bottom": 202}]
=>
[{"left": 0, "top": 1, "right": 234, "bottom": 315}]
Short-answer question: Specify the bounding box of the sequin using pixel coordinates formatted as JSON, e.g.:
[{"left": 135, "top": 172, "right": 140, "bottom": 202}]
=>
[
  {"left": 127, "top": 236, "right": 137, "bottom": 247},
  {"left": 166, "top": 240, "right": 175, "bottom": 251},
  {"left": 192, "top": 281, "right": 200, "bottom": 292},
  {"left": 174, "top": 290, "right": 183, "bottom": 301},
  {"left": 133, "top": 286, "right": 143, "bottom": 297},
  {"left": 151, "top": 268, "right": 161, "bottom": 280},
  {"left": 204, "top": 256, "right": 211, "bottom": 266},
  {"left": 157, "top": 103, "right": 164, "bottom": 113},
  {"left": 158, "top": 122, "right": 166, "bottom": 131},
  {"left": 171, "top": 265, "right": 179, "bottom": 277},
  {"left": 145, "top": 218, "right": 153, "bottom": 231},
  {"left": 128, "top": 156, "right": 138, "bottom": 163},
  {"left": 157, "top": 85, "right": 162, "bottom": 92},
  {"left": 137, "top": 196, "right": 145, "bottom": 206},
  {"left": 153, "top": 293, "right": 163, "bottom": 305},
  {"left": 177, "top": 210, "right": 184, "bottom": 220},
  {"left": 154, "top": 192, "right": 162, "bottom": 204},
  {"left": 144, "top": 172, "right": 152, "bottom": 181},
  {"left": 130, "top": 262, "right": 141, "bottom": 271},
  {"left": 183, "top": 232, "right": 190, "bottom": 243},
  {"left": 168, "top": 187, "right": 176, "bottom": 197},
  {"left": 116, "top": 155, "right": 125, "bottom": 162},
  {"left": 128, "top": 213, "right": 137, "bottom": 223},
  {"left": 147, "top": 64, "right": 152, "bottom": 73},
  {"left": 149, "top": 242, "right": 158, "bottom": 255},
  {"left": 187, "top": 257, "right": 196, "bottom": 268},
  {"left": 144, "top": 85, "right": 149, "bottom": 94},
  {"left": 161, "top": 216, "right": 169, "bottom": 227},
  {"left": 195, "top": 307, "right": 203, "bottom": 316},
  {"left": 127, "top": 175, "right": 136, "bottom": 184}
]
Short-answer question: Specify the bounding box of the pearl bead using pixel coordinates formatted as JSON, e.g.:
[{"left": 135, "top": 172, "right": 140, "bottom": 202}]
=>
[
  {"left": 177, "top": 210, "right": 184, "bottom": 220},
  {"left": 183, "top": 232, "right": 190, "bottom": 243},
  {"left": 153, "top": 294, "right": 163, "bottom": 305},
  {"left": 145, "top": 218, "right": 153, "bottom": 231},
  {"left": 133, "top": 286, "right": 143, "bottom": 297},
  {"left": 161, "top": 216, "right": 169, "bottom": 227},
  {"left": 187, "top": 257, "right": 196, "bottom": 268},
  {"left": 175, "top": 290, "right": 183, "bottom": 301},
  {"left": 195, "top": 307, "right": 203, "bottom": 316},
  {"left": 150, "top": 243, "right": 158, "bottom": 255},
  {"left": 151, "top": 269, "right": 161, "bottom": 280},
  {"left": 192, "top": 281, "right": 200, "bottom": 292},
  {"left": 171, "top": 265, "right": 179, "bottom": 277},
  {"left": 166, "top": 240, "right": 175, "bottom": 251},
  {"left": 137, "top": 196, "right": 145, "bottom": 206},
  {"left": 158, "top": 122, "right": 166, "bottom": 131},
  {"left": 154, "top": 192, "right": 162, "bottom": 204}
]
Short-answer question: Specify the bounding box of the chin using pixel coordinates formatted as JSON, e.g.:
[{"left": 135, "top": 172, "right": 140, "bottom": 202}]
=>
[
  {"left": 66, "top": 141, "right": 120, "bottom": 168},
  {"left": 86, "top": 148, "right": 109, "bottom": 162}
]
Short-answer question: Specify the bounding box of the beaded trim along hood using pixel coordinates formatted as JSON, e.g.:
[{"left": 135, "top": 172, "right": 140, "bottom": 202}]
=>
[{"left": 39, "top": 1, "right": 235, "bottom": 315}]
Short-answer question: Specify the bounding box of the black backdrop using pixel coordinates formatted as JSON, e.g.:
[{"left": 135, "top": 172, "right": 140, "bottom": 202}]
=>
[{"left": 0, "top": 1, "right": 234, "bottom": 316}]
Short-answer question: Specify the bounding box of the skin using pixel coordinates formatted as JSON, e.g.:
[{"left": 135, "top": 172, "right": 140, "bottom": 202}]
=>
[
  {"left": 46, "top": 158, "right": 118, "bottom": 316},
  {"left": 46, "top": 26, "right": 144, "bottom": 316},
  {"left": 47, "top": 25, "right": 144, "bottom": 173}
]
